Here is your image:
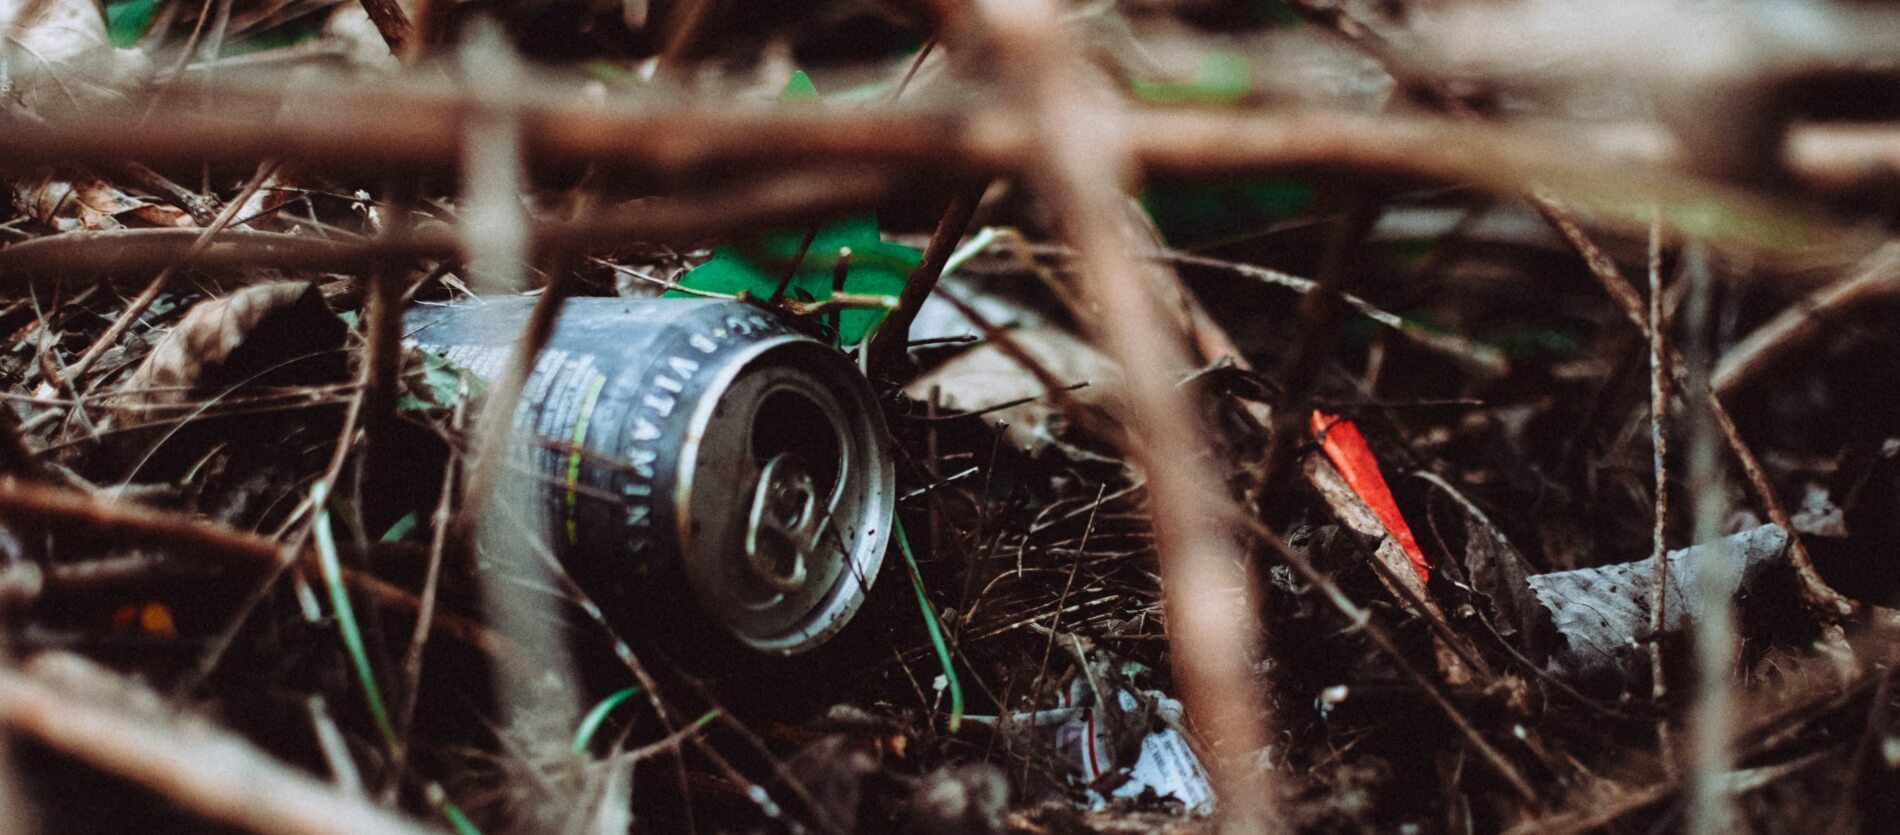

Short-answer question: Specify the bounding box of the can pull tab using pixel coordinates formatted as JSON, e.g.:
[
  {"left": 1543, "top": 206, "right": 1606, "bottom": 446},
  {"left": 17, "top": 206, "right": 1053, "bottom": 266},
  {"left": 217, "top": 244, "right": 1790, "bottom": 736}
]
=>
[{"left": 744, "top": 453, "right": 816, "bottom": 593}]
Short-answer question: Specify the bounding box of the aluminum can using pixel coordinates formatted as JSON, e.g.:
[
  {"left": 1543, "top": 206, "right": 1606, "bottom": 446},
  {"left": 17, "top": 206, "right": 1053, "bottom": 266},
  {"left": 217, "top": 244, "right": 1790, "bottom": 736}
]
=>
[{"left": 405, "top": 297, "right": 894, "bottom": 655}]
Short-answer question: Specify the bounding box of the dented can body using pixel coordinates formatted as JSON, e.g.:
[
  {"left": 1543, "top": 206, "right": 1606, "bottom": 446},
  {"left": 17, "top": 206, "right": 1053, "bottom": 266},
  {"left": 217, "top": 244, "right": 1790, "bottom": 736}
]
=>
[{"left": 405, "top": 297, "right": 894, "bottom": 655}]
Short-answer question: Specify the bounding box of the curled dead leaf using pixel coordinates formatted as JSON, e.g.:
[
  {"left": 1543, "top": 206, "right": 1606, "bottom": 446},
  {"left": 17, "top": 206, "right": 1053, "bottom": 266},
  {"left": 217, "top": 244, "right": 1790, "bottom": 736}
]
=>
[
  {"left": 113, "top": 282, "right": 347, "bottom": 419},
  {"left": 1460, "top": 513, "right": 1541, "bottom": 650}
]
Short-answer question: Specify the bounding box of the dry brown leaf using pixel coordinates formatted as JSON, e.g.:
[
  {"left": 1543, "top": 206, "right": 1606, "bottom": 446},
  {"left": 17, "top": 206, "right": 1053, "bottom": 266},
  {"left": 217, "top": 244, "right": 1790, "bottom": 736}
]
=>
[
  {"left": 1, "top": 0, "right": 149, "bottom": 116},
  {"left": 114, "top": 282, "right": 343, "bottom": 417},
  {"left": 13, "top": 173, "right": 193, "bottom": 231},
  {"left": 1461, "top": 512, "right": 1542, "bottom": 649},
  {"left": 231, "top": 168, "right": 296, "bottom": 230},
  {"left": 903, "top": 327, "right": 1122, "bottom": 456}
]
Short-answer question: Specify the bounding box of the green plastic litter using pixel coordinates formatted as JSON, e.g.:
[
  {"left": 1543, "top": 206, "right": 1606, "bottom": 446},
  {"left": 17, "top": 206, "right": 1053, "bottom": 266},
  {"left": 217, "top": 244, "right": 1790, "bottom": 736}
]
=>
[
  {"left": 665, "top": 71, "right": 922, "bottom": 346},
  {"left": 666, "top": 216, "right": 918, "bottom": 346},
  {"left": 1141, "top": 179, "right": 1316, "bottom": 247},
  {"left": 105, "top": 0, "right": 159, "bottom": 48},
  {"left": 667, "top": 72, "right": 921, "bottom": 345},
  {"left": 1133, "top": 50, "right": 1253, "bottom": 106},
  {"left": 781, "top": 70, "right": 820, "bottom": 103}
]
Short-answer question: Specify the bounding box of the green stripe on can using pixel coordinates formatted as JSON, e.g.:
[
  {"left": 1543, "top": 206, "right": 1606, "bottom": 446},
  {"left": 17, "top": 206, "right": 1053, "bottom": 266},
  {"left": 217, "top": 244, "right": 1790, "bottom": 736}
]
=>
[{"left": 566, "top": 374, "right": 607, "bottom": 546}]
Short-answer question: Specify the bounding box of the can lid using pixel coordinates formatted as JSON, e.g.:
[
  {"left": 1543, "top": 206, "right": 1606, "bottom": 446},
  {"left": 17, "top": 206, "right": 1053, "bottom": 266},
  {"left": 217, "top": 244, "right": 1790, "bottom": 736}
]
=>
[
  {"left": 674, "top": 337, "right": 894, "bottom": 654},
  {"left": 742, "top": 453, "right": 818, "bottom": 593}
]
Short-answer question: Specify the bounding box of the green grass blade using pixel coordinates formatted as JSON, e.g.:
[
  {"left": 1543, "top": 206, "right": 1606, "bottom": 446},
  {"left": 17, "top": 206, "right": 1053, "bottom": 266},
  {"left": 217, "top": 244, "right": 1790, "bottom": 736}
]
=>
[
  {"left": 427, "top": 783, "right": 483, "bottom": 835},
  {"left": 312, "top": 485, "right": 399, "bottom": 749},
  {"left": 379, "top": 511, "right": 421, "bottom": 543},
  {"left": 572, "top": 685, "right": 644, "bottom": 755},
  {"left": 895, "top": 519, "right": 962, "bottom": 732}
]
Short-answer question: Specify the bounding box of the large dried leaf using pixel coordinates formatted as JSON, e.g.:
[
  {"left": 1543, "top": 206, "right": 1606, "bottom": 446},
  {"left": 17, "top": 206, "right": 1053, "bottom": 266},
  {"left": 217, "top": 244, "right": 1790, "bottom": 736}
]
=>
[
  {"left": 115, "top": 282, "right": 345, "bottom": 416},
  {"left": 2, "top": 0, "right": 149, "bottom": 116}
]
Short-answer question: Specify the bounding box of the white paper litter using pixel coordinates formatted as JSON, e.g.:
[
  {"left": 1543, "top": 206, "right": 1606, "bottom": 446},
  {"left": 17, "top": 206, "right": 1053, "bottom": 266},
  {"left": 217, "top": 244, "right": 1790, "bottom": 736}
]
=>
[
  {"left": 973, "top": 669, "right": 1215, "bottom": 814},
  {"left": 1113, "top": 725, "right": 1215, "bottom": 811}
]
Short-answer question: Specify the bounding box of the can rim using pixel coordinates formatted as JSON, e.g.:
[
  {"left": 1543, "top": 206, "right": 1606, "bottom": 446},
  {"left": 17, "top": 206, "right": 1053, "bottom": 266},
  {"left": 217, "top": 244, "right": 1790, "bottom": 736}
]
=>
[{"left": 673, "top": 334, "right": 895, "bottom": 654}]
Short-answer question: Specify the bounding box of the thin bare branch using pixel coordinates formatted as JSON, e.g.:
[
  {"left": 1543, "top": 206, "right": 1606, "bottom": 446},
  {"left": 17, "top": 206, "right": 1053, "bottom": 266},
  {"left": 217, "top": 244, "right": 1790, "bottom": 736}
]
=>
[
  {"left": 1681, "top": 244, "right": 1739, "bottom": 835},
  {"left": 1714, "top": 243, "right": 1900, "bottom": 398},
  {"left": 1647, "top": 207, "right": 1676, "bottom": 767},
  {"left": 867, "top": 183, "right": 986, "bottom": 382},
  {"left": 0, "top": 477, "right": 513, "bottom": 659},
  {"left": 0, "top": 84, "right": 1887, "bottom": 247}
]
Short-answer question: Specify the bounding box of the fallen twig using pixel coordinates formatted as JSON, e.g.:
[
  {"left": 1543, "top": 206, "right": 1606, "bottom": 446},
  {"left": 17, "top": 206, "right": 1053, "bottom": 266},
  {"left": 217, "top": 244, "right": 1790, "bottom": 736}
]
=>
[
  {"left": 867, "top": 183, "right": 987, "bottom": 382},
  {"left": 0, "top": 478, "right": 513, "bottom": 660},
  {"left": 1647, "top": 208, "right": 1676, "bottom": 765},
  {"left": 0, "top": 653, "right": 439, "bottom": 835}
]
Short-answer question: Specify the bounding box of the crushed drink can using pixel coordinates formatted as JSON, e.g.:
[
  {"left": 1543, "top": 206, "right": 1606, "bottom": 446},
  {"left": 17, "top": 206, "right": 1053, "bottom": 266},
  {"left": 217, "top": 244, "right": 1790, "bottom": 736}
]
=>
[{"left": 405, "top": 297, "right": 895, "bottom": 654}]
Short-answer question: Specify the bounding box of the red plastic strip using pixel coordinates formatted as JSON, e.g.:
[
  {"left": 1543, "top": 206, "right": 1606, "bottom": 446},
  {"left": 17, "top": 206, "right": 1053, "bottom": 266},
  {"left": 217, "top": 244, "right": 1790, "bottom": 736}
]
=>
[{"left": 1311, "top": 411, "right": 1430, "bottom": 584}]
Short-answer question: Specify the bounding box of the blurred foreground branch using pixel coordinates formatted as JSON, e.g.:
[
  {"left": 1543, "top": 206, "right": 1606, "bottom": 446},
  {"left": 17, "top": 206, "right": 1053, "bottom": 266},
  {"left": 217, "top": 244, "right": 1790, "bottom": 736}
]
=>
[
  {"left": 968, "top": 1, "right": 1281, "bottom": 829},
  {"left": 0, "top": 167, "right": 895, "bottom": 279},
  {"left": 0, "top": 81, "right": 1891, "bottom": 252}
]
